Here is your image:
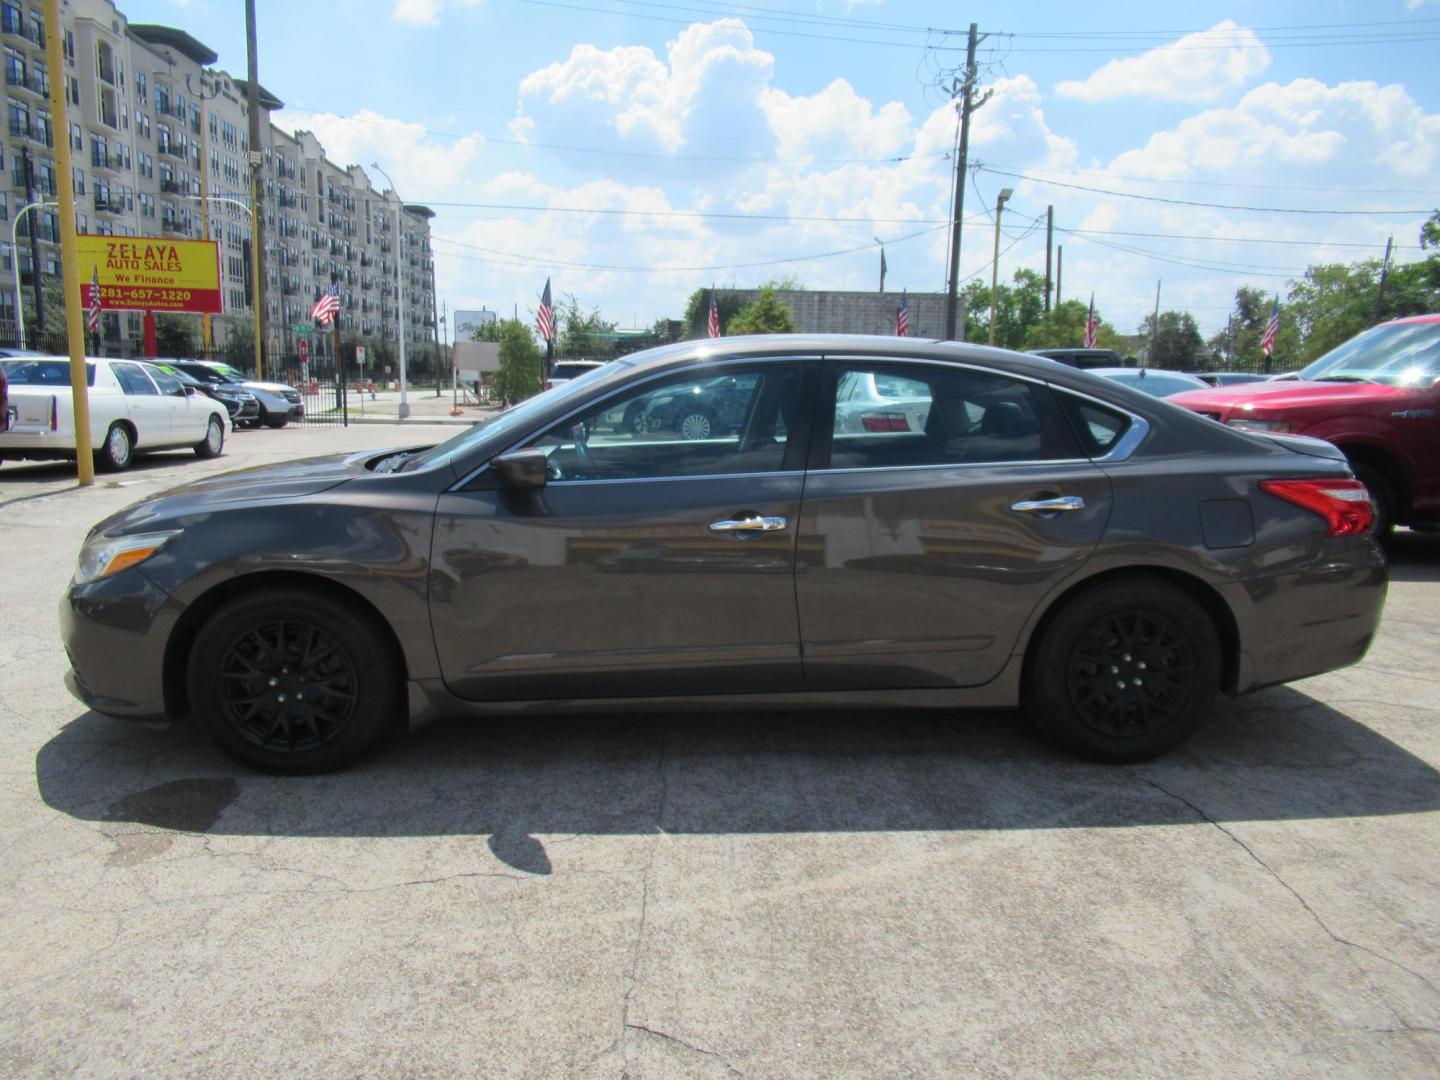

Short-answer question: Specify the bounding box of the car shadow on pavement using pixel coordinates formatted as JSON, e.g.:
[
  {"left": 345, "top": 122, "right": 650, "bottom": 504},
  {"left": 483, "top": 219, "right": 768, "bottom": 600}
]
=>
[
  {"left": 36, "top": 685, "right": 1440, "bottom": 871},
  {"left": 1384, "top": 530, "right": 1440, "bottom": 583}
]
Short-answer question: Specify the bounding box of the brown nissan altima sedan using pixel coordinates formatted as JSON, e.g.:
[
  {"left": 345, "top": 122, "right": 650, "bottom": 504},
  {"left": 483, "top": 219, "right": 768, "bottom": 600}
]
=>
[{"left": 61, "top": 336, "right": 1387, "bottom": 773}]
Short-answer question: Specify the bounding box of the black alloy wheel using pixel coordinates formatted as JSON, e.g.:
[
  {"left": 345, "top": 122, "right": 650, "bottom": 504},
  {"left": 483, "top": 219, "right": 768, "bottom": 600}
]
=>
[
  {"left": 187, "top": 590, "right": 397, "bottom": 773},
  {"left": 1024, "top": 578, "right": 1221, "bottom": 762}
]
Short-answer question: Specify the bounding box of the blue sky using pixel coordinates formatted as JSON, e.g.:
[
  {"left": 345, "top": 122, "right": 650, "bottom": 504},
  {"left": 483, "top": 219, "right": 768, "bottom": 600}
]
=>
[{"left": 128, "top": 1, "right": 1439, "bottom": 337}]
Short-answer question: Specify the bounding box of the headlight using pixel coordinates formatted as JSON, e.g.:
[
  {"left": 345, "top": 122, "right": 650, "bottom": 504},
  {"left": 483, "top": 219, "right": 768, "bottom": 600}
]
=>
[
  {"left": 1226, "top": 418, "right": 1292, "bottom": 433},
  {"left": 75, "top": 530, "right": 181, "bottom": 584}
]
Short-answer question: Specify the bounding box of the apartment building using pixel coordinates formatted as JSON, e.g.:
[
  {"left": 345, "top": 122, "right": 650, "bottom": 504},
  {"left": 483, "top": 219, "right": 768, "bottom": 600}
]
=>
[{"left": 1, "top": 0, "right": 435, "bottom": 360}]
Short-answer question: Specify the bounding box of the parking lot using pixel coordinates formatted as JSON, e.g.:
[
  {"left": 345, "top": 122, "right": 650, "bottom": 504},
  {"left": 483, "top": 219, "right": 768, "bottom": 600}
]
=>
[{"left": 1, "top": 424, "right": 1437, "bottom": 1077}]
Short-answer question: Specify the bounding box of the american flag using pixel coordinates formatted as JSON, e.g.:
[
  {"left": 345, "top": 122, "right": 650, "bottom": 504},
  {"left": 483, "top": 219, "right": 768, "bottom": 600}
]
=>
[
  {"left": 1260, "top": 296, "right": 1280, "bottom": 357},
  {"left": 707, "top": 290, "right": 720, "bottom": 338},
  {"left": 310, "top": 282, "right": 340, "bottom": 327},
  {"left": 86, "top": 266, "right": 101, "bottom": 334},
  {"left": 536, "top": 277, "right": 555, "bottom": 342},
  {"left": 1084, "top": 293, "right": 1098, "bottom": 349},
  {"left": 895, "top": 289, "right": 909, "bottom": 336}
]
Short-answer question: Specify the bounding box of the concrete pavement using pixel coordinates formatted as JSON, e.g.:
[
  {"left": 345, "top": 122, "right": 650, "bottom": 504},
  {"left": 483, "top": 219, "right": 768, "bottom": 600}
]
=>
[{"left": 1, "top": 426, "right": 1437, "bottom": 1076}]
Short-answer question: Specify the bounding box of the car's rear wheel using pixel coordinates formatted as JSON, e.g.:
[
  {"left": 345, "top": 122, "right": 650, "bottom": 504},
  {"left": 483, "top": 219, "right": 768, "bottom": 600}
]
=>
[
  {"left": 1351, "top": 463, "right": 1395, "bottom": 542},
  {"left": 194, "top": 414, "right": 225, "bottom": 458},
  {"left": 1024, "top": 578, "right": 1221, "bottom": 762},
  {"left": 96, "top": 422, "right": 133, "bottom": 471},
  {"left": 675, "top": 408, "right": 715, "bottom": 440},
  {"left": 186, "top": 589, "right": 398, "bottom": 773}
]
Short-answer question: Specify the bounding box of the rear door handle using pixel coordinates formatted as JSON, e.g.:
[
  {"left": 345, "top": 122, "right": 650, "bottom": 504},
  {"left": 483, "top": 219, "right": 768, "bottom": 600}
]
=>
[
  {"left": 709, "top": 514, "right": 788, "bottom": 533},
  {"left": 1010, "top": 496, "right": 1085, "bottom": 513}
]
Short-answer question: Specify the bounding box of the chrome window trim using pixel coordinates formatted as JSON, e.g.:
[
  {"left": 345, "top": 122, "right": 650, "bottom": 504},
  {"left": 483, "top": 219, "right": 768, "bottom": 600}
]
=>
[
  {"left": 821, "top": 353, "right": 1053, "bottom": 390},
  {"left": 547, "top": 469, "right": 805, "bottom": 488},
  {"left": 810, "top": 458, "right": 1094, "bottom": 477},
  {"left": 449, "top": 355, "right": 820, "bottom": 492},
  {"left": 1046, "top": 385, "right": 1152, "bottom": 463}
]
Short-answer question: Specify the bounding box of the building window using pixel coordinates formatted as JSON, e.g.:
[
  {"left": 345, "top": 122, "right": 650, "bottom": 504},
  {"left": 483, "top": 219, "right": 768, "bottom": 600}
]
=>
[{"left": 135, "top": 72, "right": 146, "bottom": 104}]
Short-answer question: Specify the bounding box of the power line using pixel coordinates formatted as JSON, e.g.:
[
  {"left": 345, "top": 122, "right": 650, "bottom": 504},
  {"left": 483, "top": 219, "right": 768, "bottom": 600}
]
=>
[
  {"left": 977, "top": 166, "right": 1435, "bottom": 216},
  {"left": 419, "top": 199, "right": 956, "bottom": 225},
  {"left": 432, "top": 222, "right": 949, "bottom": 273},
  {"left": 984, "top": 163, "right": 1439, "bottom": 197}
]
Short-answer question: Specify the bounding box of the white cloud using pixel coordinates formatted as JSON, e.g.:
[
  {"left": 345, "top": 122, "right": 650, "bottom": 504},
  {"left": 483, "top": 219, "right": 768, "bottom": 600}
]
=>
[
  {"left": 280, "top": 108, "right": 486, "bottom": 200},
  {"left": 1056, "top": 21, "right": 1270, "bottom": 103},
  {"left": 761, "top": 78, "right": 911, "bottom": 161},
  {"left": 391, "top": 0, "right": 482, "bottom": 25}
]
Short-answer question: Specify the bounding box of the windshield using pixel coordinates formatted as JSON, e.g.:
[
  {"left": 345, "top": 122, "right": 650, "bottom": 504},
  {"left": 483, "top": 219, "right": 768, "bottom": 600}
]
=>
[
  {"left": 404, "top": 361, "right": 624, "bottom": 471},
  {"left": 0, "top": 359, "right": 97, "bottom": 387},
  {"left": 1296, "top": 321, "right": 1440, "bottom": 387}
]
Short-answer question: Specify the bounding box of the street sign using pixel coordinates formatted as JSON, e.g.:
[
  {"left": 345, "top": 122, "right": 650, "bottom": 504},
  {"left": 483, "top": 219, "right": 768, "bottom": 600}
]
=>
[
  {"left": 298, "top": 338, "right": 309, "bottom": 363},
  {"left": 291, "top": 322, "right": 313, "bottom": 336},
  {"left": 356, "top": 346, "right": 366, "bottom": 367},
  {"left": 78, "top": 235, "right": 222, "bottom": 314}
]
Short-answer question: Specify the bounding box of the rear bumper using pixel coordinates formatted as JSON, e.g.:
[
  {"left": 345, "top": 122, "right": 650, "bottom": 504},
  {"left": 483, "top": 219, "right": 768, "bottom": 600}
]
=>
[
  {"left": 1236, "top": 535, "right": 1388, "bottom": 692},
  {"left": 60, "top": 569, "right": 185, "bottom": 719}
]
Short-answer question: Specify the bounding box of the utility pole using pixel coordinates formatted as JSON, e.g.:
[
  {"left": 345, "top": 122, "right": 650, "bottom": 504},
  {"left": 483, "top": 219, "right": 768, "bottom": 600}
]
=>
[
  {"left": 1149, "top": 279, "right": 1162, "bottom": 366},
  {"left": 244, "top": 0, "right": 267, "bottom": 379},
  {"left": 1055, "top": 245, "right": 1062, "bottom": 308},
  {"left": 987, "top": 187, "right": 1012, "bottom": 346},
  {"left": 1374, "top": 235, "right": 1394, "bottom": 318},
  {"left": 21, "top": 147, "right": 43, "bottom": 342},
  {"left": 1043, "top": 206, "right": 1054, "bottom": 313},
  {"left": 875, "top": 236, "right": 886, "bottom": 293},
  {"left": 943, "top": 23, "right": 991, "bottom": 340}
]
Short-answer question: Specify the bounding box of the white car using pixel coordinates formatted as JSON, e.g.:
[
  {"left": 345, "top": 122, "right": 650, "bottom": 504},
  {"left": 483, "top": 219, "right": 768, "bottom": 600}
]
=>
[
  {"left": 833, "top": 369, "right": 932, "bottom": 434},
  {"left": 0, "top": 356, "right": 228, "bottom": 471}
]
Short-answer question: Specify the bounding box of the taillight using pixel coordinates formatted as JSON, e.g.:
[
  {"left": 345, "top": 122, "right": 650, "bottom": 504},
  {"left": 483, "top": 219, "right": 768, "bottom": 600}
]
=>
[
  {"left": 1259, "top": 478, "right": 1374, "bottom": 536},
  {"left": 861, "top": 412, "right": 910, "bottom": 433}
]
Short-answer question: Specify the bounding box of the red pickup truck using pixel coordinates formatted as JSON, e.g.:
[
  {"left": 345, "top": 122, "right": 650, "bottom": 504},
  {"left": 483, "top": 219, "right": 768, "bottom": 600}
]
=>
[{"left": 1169, "top": 314, "right": 1440, "bottom": 537}]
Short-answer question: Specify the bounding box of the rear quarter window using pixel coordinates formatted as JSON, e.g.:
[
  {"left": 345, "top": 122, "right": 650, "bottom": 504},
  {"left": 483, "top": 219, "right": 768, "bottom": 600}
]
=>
[{"left": 1054, "top": 391, "right": 1132, "bottom": 456}]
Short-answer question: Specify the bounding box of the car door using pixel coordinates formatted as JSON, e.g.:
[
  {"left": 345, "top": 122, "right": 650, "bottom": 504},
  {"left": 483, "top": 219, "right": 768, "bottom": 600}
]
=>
[
  {"left": 109, "top": 361, "right": 171, "bottom": 444},
  {"left": 145, "top": 364, "right": 204, "bottom": 443},
  {"left": 430, "top": 359, "right": 815, "bottom": 701},
  {"left": 795, "top": 357, "right": 1113, "bottom": 690}
]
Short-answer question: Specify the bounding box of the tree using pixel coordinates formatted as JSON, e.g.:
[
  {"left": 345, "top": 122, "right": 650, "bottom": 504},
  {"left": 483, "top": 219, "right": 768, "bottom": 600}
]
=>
[
  {"left": 22, "top": 276, "right": 66, "bottom": 353},
  {"left": 957, "top": 269, "right": 1048, "bottom": 350},
  {"left": 1139, "top": 310, "right": 1205, "bottom": 370},
  {"left": 682, "top": 287, "right": 744, "bottom": 338},
  {"left": 217, "top": 316, "right": 254, "bottom": 371},
  {"left": 727, "top": 285, "right": 796, "bottom": 335},
  {"left": 555, "top": 292, "right": 616, "bottom": 358},
  {"left": 469, "top": 318, "right": 502, "bottom": 343},
  {"left": 1023, "top": 298, "right": 1123, "bottom": 351},
  {"left": 491, "top": 318, "right": 543, "bottom": 405},
  {"left": 154, "top": 313, "right": 199, "bottom": 358},
  {"left": 1207, "top": 286, "right": 1271, "bottom": 369}
]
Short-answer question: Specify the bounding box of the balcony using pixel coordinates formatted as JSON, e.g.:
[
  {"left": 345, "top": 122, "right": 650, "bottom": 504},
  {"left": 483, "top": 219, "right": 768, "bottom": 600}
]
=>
[
  {"left": 90, "top": 149, "right": 113, "bottom": 170},
  {"left": 158, "top": 141, "right": 185, "bottom": 159},
  {"left": 161, "top": 217, "right": 187, "bottom": 235},
  {"left": 159, "top": 179, "right": 181, "bottom": 194}
]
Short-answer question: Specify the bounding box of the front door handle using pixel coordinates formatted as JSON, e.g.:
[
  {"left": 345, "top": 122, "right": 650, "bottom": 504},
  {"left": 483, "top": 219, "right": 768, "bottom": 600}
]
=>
[
  {"left": 1010, "top": 495, "right": 1085, "bottom": 514},
  {"left": 709, "top": 514, "right": 788, "bottom": 533}
]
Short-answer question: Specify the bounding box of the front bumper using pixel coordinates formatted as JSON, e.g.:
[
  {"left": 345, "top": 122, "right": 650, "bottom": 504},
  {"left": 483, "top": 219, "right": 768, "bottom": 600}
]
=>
[{"left": 60, "top": 569, "right": 186, "bottom": 719}]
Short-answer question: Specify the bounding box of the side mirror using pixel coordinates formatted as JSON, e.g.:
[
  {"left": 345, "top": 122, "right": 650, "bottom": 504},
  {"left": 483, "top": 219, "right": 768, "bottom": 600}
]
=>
[{"left": 491, "top": 448, "right": 548, "bottom": 489}]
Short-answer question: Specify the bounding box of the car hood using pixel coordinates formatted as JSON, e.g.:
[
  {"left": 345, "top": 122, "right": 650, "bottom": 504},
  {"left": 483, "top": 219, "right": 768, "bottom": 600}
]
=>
[
  {"left": 90, "top": 450, "right": 373, "bottom": 534},
  {"left": 241, "top": 380, "right": 295, "bottom": 394},
  {"left": 1168, "top": 379, "right": 1413, "bottom": 417}
]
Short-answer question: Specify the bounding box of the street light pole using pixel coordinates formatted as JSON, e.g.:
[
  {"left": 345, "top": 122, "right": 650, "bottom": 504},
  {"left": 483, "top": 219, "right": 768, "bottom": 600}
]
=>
[
  {"left": 370, "top": 162, "right": 408, "bottom": 419},
  {"left": 12, "top": 199, "right": 57, "bottom": 350},
  {"left": 987, "top": 187, "right": 1012, "bottom": 346}
]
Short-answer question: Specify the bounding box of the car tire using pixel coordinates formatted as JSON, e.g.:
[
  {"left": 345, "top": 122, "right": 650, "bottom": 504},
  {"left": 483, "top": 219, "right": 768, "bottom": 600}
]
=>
[
  {"left": 264, "top": 414, "right": 289, "bottom": 429},
  {"left": 1351, "top": 464, "right": 1395, "bottom": 542},
  {"left": 194, "top": 414, "right": 225, "bottom": 459},
  {"left": 674, "top": 408, "right": 715, "bottom": 440},
  {"left": 1023, "top": 577, "right": 1222, "bottom": 763},
  {"left": 96, "top": 422, "right": 133, "bottom": 471},
  {"left": 623, "top": 401, "right": 648, "bottom": 437},
  {"left": 186, "top": 588, "right": 398, "bottom": 774}
]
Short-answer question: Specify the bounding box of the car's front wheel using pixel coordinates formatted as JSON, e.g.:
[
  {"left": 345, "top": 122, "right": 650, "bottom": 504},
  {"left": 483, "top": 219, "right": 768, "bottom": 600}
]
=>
[
  {"left": 1023, "top": 577, "right": 1221, "bottom": 762},
  {"left": 264, "top": 411, "right": 289, "bottom": 430},
  {"left": 194, "top": 414, "right": 225, "bottom": 458},
  {"left": 186, "top": 589, "right": 399, "bottom": 773}
]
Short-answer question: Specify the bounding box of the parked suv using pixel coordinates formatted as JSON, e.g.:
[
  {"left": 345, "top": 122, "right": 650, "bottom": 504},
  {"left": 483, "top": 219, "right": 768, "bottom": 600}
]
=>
[
  {"left": 1169, "top": 314, "right": 1440, "bottom": 537},
  {"left": 169, "top": 360, "right": 303, "bottom": 428},
  {"left": 153, "top": 362, "right": 259, "bottom": 426}
]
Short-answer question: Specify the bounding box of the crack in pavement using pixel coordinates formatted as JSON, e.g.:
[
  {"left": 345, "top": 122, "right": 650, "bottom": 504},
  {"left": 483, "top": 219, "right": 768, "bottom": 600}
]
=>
[
  {"left": 623, "top": 1022, "right": 745, "bottom": 1077},
  {"left": 1134, "top": 772, "right": 1440, "bottom": 1014}
]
